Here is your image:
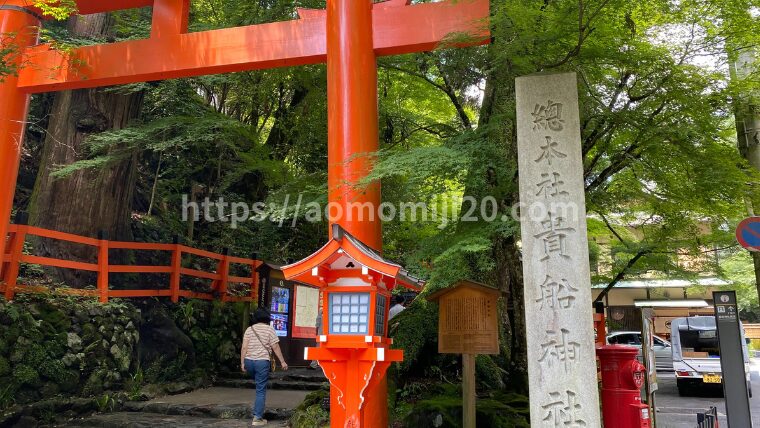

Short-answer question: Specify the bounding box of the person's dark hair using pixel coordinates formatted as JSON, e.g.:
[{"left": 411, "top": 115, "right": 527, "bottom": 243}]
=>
[
  {"left": 253, "top": 307, "right": 271, "bottom": 324},
  {"left": 394, "top": 295, "right": 405, "bottom": 305}
]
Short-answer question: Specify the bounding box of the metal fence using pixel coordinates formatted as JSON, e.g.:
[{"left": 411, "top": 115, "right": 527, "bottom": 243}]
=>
[{"left": 697, "top": 407, "right": 720, "bottom": 428}]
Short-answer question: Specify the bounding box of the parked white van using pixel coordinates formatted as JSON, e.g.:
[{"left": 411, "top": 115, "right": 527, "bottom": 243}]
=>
[{"left": 670, "top": 316, "right": 751, "bottom": 397}]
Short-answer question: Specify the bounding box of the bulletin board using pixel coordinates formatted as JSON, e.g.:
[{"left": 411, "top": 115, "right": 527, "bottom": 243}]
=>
[{"left": 293, "top": 285, "right": 320, "bottom": 339}]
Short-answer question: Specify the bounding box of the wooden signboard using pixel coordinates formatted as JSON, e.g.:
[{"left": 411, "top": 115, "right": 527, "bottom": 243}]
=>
[
  {"left": 428, "top": 280, "right": 501, "bottom": 428},
  {"left": 428, "top": 280, "right": 500, "bottom": 355}
]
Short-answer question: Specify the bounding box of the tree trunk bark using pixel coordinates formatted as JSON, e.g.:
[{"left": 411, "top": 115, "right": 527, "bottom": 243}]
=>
[
  {"left": 28, "top": 14, "right": 143, "bottom": 287},
  {"left": 732, "top": 48, "right": 760, "bottom": 304},
  {"left": 473, "top": 54, "right": 529, "bottom": 389}
]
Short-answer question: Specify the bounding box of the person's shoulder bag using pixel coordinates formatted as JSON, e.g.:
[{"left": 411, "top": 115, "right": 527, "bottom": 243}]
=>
[{"left": 251, "top": 325, "right": 276, "bottom": 372}]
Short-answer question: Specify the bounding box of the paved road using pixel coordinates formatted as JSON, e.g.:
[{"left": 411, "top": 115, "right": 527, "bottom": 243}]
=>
[{"left": 654, "top": 366, "right": 760, "bottom": 427}]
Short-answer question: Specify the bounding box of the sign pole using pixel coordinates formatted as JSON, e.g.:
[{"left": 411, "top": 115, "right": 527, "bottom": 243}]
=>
[
  {"left": 463, "top": 353, "right": 476, "bottom": 428},
  {"left": 713, "top": 291, "right": 753, "bottom": 427},
  {"left": 641, "top": 308, "right": 658, "bottom": 428}
]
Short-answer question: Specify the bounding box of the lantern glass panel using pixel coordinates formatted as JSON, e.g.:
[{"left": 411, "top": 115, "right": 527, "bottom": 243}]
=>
[
  {"left": 329, "top": 293, "right": 370, "bottom": 335},
  {"left": 375, "top": 295, "right": 387, "bottom": 336}
]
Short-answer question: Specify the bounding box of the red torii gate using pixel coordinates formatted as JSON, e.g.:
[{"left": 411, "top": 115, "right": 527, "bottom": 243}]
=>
[
  {"left": 0, "top": 0, "right": 488, "bottom": 269},
  {"left": 0, "top": 0, "right": 489, "bottom": 426}
]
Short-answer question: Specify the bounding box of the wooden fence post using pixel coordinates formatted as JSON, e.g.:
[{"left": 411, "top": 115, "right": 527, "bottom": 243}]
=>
[
  {"left": 4, "top": 212, "right": 29, "bottom": 301},
  {"left": 218, "top": 248, "right": 230, "bottom": 302},
  {"left": 1, "top": 229, "right": 11, "bottom": 281},
  {"left": 97, "top": 231, "right": 109, "bottom": 303},
  {"left": 170, "top": 235, "right": 182, "bottom": 303}
]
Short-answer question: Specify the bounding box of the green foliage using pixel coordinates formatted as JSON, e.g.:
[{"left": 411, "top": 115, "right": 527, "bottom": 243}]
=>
[
  {"left": 389, "top": 299, "right": 442, "bottom": 375},
  {"left": 33, "top": 0, "right": 77, "bottom": 20},
  {"left": 290, "top": 389, "right": 330, "bottom": 428},
  {"left": 13, "top": 364, "right": 40, "bottom": 387},
  {"left": 176, "top": 301, "right": 197, "bottom": 331},
  {"left": 400, "top": 384, "right": 530, "bottom": 428},
  {"left": 0, "top": 356, "right": 10, "bottom": 378},
  {"left": 720, "top": 250, "right": 760, "bottom": 318},
  {"left": 0, "top": 40, "right": 19, "bottom": 83},
  {"left": 39, "top": 359, "right": 69, "bottom": 384},
  {"left": 94, "top": 394, "right": 116, "bottom": 413},
  {"left": 0, "top": 384, "right": 16, "bottom": 411},
  {"left": 125, "top": 368, "right": 145, "bottom": 401}
]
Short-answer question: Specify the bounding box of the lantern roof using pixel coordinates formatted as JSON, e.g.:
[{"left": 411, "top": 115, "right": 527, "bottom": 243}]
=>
[{"left": 281, "top": 224, "right": 424, "bottom": 291}]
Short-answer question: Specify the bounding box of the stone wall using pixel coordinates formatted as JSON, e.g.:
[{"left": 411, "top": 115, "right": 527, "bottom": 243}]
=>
[
  {"left": 0, "top": 295, "right": 248, "bottom": 413},
  {"left": 0, "top": 295, "right": 141, "bottom": 407}
]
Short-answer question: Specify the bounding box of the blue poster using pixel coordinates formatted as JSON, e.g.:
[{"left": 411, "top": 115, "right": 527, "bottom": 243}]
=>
[
  {"left": 271, "top": 314, "right": 288, "bottom": 337},
  {"left": 270, "top": 286, "right": 290, "bottom": 314}
]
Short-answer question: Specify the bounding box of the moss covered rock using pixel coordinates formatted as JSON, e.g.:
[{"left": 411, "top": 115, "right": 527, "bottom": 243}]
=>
[
  {"left": 290, "top": 389, "right": 330, "bottom": 428},
  {"left": 110, "top": 344, "right": 131, "bottom": 372},
  {"left": 13, "top": 364, "right": 41, "bottom": 387}
]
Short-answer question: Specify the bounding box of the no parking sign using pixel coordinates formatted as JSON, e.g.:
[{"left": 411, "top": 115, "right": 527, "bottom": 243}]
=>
[{"left": 736, "top": 217, "right": 760, "bottom": 251}]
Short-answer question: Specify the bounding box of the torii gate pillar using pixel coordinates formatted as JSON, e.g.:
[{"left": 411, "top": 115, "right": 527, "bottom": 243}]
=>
[
  {"left": 0, "top": 7, "right": 39, "bottom": 279},
  {"left": 326, "top": 0, "right": 381, "bottom": 251}
]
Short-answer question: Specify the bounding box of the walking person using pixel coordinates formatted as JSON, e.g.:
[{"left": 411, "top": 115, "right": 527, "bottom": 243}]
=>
[
  {"left": 389, "top": 294, "right": 406, "bottom": 320},
  {"left": 241, "top": 308, "right": 289, "bottom": 426}
]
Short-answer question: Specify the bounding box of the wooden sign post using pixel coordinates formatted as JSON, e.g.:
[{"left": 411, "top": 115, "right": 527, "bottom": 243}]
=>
[{"left": 427, "top": 280, "right": 500, "bottom": 428}]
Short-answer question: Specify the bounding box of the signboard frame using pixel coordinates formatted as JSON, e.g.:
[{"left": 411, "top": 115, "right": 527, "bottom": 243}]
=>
[{"left": 713, "top": 291, "right": 753, "bottom": 428}]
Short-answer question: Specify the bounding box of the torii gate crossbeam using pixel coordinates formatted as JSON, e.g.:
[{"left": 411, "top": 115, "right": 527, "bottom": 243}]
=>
[{"left": 16, "top": 1, "right": 488, "bottom": 93}]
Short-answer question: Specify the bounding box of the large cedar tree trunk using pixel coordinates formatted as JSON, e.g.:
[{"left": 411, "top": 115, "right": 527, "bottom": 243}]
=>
[
  {"left": 460, "top": 50, "right": 529, "bottom": 390},
  {"left": 28, "top": 14, "right": 143, "bottom": 287}
]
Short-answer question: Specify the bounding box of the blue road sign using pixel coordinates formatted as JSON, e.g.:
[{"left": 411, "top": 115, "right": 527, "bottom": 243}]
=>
[{"left": 736, "top": 217, "right": 760, "bottom": 251}]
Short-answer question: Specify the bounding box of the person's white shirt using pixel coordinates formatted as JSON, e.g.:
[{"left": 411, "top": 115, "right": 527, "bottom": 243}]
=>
[{"left": 389, "top": 303, "right": 405, "bottom": 320}]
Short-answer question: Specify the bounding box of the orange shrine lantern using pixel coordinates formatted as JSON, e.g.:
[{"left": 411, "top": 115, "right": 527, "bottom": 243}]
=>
[{"left": 282, "top": 224, "right": 423, "bottom": 427}]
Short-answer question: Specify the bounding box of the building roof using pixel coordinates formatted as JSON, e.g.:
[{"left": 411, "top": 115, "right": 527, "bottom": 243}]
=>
[{"left": 591, "top": 278, "right": 730, "bottom": 289}]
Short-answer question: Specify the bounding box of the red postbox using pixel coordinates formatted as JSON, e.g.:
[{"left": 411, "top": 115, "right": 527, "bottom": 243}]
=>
[{"left": 597, "top": 345, "right": 652, "bottom": 428}]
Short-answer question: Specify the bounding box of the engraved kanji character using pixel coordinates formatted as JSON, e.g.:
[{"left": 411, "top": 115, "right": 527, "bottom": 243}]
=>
[
  {"left": 535, "top": 172, "right": 569, "bottom": 198},
  {"left": 532, "top": 100, "right": 565, "bottom": 132},
  {"left": 535, "top": 136, "right": 567, "bottom": 165},
  {"left": 536, "top": 275, "right": 579, "bottom": 310},
  {"left": 534, "top": 212, "right": 576, "bottom": 261},
  {"left": 542, "top": 390, "right": 586, "bottom": 427},
  {"left": 538, "top": 328, "right": 580, "bottom": 373}
]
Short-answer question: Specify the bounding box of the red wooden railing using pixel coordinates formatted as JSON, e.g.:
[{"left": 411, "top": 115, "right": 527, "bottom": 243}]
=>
[{"left": 1, "top": 224, "right": 260, "bottom": 304}]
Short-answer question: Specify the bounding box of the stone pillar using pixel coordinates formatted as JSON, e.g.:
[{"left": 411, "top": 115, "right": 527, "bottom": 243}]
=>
[{"left": 516, "top": 72, "right": 601, "bottom": 427}]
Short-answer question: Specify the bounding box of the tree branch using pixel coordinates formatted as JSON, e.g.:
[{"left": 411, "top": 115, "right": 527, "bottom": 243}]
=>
[{"left": 594, "top": 248, "right": 651, "bottom": 304}]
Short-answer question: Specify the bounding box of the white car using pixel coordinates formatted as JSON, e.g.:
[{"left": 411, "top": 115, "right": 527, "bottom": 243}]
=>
[
  {"left": 670, "top": 316, "right": 751, "bottom": 397},
  {"left": 606, "top": 331, "right": 673, "bottom": 371}
]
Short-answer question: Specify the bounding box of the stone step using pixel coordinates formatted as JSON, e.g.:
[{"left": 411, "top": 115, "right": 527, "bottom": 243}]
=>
[
  {"left": 214, "top": 378, "right": 326, "bottom": 391},
  {"left": 64, "top": 412, "right": 288, "bottom": 427},
  {"left": 219, "top": 370, "right": 326, "bottom": 384},
  {"left": 122, "top": 400, "right": 293, "bottom": 421}
]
